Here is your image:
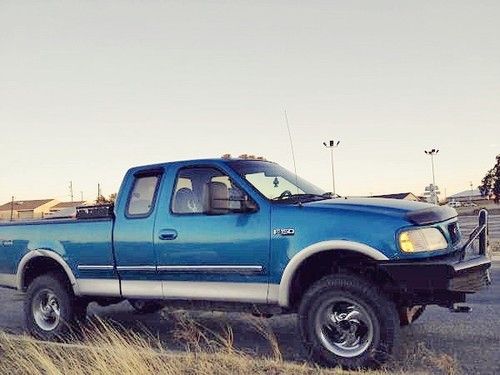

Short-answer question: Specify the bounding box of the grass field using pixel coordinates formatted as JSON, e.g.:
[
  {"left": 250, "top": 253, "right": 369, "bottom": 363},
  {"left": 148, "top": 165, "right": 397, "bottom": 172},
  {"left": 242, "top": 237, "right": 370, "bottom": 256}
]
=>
[{"left": 0, "top": 313, "right": 461, "bottom": 375}]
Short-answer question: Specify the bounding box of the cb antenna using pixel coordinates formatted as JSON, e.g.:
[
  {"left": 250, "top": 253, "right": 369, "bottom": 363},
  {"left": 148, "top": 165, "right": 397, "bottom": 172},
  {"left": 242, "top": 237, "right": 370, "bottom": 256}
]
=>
[{"left": 284, "top": 110, "right": 300, "bottom": 197}]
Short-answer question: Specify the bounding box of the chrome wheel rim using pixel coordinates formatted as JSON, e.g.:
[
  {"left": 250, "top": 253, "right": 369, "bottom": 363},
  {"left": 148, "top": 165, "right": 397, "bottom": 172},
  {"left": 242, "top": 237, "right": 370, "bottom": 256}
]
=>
[
  {"left": 315, "top": 297, "right": 374, "bottom": 358},
  {"left": 32, "top": 289, "right": 61, "bottom": 331}
]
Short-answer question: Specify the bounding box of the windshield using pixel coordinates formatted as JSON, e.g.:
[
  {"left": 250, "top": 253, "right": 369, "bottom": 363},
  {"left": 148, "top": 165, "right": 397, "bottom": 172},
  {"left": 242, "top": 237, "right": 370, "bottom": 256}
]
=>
[{"left": 228, "top": 161, "right": 327, "bottom": 202}]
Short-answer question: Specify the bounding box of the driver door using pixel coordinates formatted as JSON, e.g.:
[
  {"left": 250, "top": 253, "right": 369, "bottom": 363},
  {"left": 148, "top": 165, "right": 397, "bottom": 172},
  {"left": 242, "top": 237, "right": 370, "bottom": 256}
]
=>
[{"left": 153, "top": 164, "right": 271, "bottom": 303}]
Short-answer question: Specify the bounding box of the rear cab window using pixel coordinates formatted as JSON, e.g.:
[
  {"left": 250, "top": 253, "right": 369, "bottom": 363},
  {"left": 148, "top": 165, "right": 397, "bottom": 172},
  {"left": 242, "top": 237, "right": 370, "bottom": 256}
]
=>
[{"left": 127, "top": 173, "right": 161, "bottom": 217}]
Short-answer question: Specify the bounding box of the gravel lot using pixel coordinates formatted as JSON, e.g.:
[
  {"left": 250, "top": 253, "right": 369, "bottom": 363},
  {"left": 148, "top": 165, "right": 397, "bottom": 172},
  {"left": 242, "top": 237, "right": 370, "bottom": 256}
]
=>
[{"left": 0, "top": 262, "right": 498, "bottom": 374}]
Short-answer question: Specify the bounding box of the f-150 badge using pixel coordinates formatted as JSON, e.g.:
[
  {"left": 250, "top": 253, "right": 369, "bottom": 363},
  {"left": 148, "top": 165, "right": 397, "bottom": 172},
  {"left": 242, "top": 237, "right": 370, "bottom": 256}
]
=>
[{"left": 273, "top": 228, "right": 295, "bottom": 236}]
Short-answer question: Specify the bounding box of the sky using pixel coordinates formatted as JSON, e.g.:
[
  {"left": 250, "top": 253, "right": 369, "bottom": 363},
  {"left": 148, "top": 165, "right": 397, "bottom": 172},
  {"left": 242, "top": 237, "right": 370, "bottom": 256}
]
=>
[{"left": 0, "top": 0, "right": 499, "bottom": 204}]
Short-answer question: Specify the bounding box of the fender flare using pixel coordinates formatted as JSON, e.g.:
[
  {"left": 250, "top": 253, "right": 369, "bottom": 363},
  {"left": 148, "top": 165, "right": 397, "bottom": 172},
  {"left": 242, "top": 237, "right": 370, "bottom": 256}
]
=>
[
  {"left": 278, "top": 240, "right": 389, "bottom": 307},
  {"left": 16, "top": 249, "right": 80, "bottom": 295}
]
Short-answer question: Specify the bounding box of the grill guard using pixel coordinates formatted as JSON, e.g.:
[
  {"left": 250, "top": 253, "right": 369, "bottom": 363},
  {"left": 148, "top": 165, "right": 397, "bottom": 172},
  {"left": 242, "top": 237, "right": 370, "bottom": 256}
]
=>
[{"left": 377, "top": 209, "right": 492, "bottom": 306}]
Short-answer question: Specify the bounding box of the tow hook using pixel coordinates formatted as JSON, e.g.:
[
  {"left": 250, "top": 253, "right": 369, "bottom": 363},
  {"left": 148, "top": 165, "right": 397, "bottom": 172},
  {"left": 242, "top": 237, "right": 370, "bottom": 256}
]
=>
[{"left": 449, "top": 304, "right": 472, "bottom": 313}]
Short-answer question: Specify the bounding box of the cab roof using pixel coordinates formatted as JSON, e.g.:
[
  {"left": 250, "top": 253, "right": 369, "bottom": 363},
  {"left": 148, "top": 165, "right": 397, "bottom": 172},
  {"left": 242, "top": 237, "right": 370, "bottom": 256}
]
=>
[{"left": 127, "top": 156, "right": 275, "bottom": 175}]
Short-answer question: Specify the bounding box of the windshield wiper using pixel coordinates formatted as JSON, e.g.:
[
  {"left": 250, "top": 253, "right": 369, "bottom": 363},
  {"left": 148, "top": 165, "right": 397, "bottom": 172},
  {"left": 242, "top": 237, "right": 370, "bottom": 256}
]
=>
[{"left": 272, "top": 193, "right": 333, "bottom": 203}]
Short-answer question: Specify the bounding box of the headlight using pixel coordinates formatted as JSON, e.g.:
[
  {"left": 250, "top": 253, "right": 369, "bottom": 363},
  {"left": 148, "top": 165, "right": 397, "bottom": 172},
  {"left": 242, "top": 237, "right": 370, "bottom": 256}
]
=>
[{"left": 399, "top": 228, "right": 448, "bottom": 252}]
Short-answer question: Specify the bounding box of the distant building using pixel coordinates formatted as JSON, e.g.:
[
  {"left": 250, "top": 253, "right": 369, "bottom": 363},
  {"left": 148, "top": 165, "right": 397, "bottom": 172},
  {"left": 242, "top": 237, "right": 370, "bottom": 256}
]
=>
[
  {"left": 0, "top": 199, "right": 58, "bottom": 220},
  {"left": 371, "top": 192, "right": 420, "bottom": 201},
  {"left": 447, "top": 189, "right": 484, "bottom": 203}
]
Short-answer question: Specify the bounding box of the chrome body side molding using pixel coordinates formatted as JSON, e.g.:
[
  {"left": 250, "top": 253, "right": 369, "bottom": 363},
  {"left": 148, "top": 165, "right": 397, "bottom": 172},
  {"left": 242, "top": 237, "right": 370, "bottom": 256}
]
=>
[
  {"left": 77, "top": 265, "right": 114, "bottom": 271},
  {"left": 116, "top": 266, "right": 156, "bottom": 272},
  {"left": 157, "top": 265, "right": 263, "bottom": 274}
]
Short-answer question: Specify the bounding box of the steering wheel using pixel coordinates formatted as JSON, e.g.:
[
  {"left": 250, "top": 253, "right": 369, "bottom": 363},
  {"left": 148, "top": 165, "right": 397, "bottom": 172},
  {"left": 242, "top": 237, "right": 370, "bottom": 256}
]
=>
[{"left": 277, "top": 190, "right": 293, "bottom": 200}]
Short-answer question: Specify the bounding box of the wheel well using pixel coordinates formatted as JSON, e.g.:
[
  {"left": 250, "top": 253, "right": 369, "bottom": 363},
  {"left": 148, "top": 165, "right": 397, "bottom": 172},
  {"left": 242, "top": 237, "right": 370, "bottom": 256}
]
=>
[
  {"left": 287, "top": 249, "right": 393, "bottom": 310},
  {"left": 21, "top": 257, "right": 72, "bottom": 291}
]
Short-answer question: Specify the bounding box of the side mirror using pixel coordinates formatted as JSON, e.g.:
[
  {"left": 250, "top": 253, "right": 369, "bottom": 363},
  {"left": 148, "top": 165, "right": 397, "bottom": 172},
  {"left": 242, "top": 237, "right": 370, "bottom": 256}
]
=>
[
  {"left": 227, "top": 187, "right": 258, "bottom": 213},
  {"left": 238, "top": 194, "right": 258, "bottom": 213},
  {"left": 208, "top": 184, "right": 257, "bottom": 214}
]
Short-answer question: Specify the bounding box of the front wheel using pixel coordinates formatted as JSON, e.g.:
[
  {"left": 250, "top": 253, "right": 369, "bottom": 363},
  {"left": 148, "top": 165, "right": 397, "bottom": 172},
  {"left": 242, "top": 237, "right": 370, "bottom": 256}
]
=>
[
  {"left": 298, "top": 273, "right": 399, "bottom": 369},
  {"left": 24, "top": 273, "right": 80, "bottom": 340}
]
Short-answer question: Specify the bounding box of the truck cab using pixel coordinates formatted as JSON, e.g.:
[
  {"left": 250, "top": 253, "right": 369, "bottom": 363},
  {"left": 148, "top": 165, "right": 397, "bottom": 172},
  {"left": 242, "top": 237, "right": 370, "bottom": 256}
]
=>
[{"left": 0, "top": 156, "right": 491, "bottom": 369}]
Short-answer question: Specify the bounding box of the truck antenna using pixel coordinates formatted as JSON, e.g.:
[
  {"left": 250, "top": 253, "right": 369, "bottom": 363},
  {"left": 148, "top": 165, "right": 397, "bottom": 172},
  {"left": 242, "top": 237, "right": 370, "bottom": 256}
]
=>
[{"left": 283, "top": 110, "right": 301, "bottom": 199}]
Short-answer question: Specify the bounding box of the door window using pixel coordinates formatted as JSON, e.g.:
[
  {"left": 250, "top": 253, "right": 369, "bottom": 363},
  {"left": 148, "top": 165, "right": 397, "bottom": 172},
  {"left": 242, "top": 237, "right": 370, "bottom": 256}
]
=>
[{"left": 171, "top": 167, "right": 253, "bottom": 215}]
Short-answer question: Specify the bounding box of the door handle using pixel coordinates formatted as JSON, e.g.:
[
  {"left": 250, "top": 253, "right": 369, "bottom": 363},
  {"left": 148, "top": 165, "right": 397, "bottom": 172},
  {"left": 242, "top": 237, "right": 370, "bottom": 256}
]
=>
[{"left": 159, "top": 229, "right": 178, "bottom": 240}]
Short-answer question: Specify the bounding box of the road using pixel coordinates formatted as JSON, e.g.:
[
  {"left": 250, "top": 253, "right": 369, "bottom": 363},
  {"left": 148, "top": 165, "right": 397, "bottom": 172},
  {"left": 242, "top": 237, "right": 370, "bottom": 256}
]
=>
[
  {"left": 459, "top": 214, "right": 500, "bottom": 240},
  {"left": 0, "top": 262, "right": 498, "bottom": 374}
]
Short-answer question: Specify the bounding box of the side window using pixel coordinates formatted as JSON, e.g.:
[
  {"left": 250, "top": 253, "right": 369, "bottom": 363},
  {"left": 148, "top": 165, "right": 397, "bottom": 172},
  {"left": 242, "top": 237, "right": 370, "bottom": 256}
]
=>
[
  {"left": 127, "top": 175, "right": 160, "bottom": 217},
  {"left": 171, "top": 167, "right": 254, "bottom": 215}
]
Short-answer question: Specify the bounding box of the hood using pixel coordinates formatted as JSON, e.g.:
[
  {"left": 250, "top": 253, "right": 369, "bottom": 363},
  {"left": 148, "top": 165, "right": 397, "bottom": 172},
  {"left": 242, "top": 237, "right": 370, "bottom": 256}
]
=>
[{"left": 305, "top": 197, "right": 457, "bottom": 225}]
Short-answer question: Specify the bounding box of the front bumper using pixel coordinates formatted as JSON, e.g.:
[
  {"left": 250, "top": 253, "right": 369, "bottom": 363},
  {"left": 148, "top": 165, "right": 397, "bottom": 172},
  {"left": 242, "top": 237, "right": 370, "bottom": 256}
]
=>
[{"left": 378, "top": 210, "right": 491, "bottom": 305}]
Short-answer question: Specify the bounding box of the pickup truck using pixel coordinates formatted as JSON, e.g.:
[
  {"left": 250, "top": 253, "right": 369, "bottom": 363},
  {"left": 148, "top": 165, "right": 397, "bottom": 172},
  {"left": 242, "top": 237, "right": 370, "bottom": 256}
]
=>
[{"left": 0, "top": 156, "right": 492, "bottom": 369}]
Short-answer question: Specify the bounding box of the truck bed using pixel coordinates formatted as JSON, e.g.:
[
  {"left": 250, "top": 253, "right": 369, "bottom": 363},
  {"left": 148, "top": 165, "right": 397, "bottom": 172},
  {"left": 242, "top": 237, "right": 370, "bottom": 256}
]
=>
[{"left": 0, "top": 217, "right": 114, "bottom": 283}]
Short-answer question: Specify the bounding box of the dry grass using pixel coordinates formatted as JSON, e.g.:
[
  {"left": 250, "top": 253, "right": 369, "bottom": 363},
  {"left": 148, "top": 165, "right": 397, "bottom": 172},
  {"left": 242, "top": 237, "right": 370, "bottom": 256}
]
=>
[
  {"left": 0, "top": 313, "right": 460, "bottom": 375},
  {"left": 394, "top": 342, "right": 461, "bottom": 375}
]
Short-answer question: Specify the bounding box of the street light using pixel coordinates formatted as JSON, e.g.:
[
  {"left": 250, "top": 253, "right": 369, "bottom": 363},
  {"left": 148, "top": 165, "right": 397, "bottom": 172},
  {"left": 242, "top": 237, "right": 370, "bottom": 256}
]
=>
[
  {"left": 323, "top": 140, "right": 340, "bottom": 195},
  {"left": 424, "top": 148, "right": 439, "bottom": 204}
]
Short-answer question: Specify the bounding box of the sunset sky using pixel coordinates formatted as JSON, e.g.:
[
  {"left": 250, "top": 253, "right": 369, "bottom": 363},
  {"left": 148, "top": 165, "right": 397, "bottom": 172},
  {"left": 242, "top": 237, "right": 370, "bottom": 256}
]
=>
[{"left": 1, "top": 1, "right": 499, "bottom": 204}]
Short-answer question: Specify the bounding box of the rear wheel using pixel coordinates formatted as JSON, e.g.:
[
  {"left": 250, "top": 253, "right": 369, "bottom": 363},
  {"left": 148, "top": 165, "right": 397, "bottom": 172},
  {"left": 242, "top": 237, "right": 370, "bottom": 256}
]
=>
[
  {"left": 24, "top": 273, "right": 80, "bottom": 340},
  {"left": 298, "top": 273, "right": 399, "bottom": 369}
]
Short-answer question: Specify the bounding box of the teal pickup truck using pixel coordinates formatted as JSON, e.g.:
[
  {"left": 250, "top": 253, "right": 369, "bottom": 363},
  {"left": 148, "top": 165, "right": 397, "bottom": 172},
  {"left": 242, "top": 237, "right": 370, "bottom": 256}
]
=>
[{"left": 0, "top": 156, "right": 492, "bottom": 369}]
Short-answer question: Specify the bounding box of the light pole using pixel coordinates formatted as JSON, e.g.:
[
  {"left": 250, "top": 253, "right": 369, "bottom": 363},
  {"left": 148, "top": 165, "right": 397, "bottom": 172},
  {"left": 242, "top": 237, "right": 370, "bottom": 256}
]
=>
[
  {"left": 424, "top": 148, "right": 439, "bottom": 204},
  {"left": 323, "top": 140, "right": 340, "bottom": 195}
]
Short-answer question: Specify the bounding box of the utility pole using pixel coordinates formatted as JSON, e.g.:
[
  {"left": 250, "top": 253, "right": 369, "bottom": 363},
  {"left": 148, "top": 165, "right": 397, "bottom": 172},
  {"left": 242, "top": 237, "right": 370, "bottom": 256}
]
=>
[
  {"left": 469, "top": 181, "right": 473, "bottom": 202},
  {"left": 10, "top": 196, "right": 14, "bottom": 221},
  {"left": 97, "top": 183, "right": 102, "bottom": 202},
  {"left": 424, "top": 148, "right": 439, "bottom": 204},
  {"left": 69, "top": 181, "right": 74, "bottom": 202},
  {"left": 81, "top": 191, "right": 84, "bottom": 202},
  {"left": 323, "top": 140, "right": 341, "bottom": 195}
]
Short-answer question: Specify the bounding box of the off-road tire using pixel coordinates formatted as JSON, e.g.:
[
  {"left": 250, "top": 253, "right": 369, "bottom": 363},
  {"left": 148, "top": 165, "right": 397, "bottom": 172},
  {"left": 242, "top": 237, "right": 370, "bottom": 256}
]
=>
[
  {"left": 298, "top": 273, "right": 399, "bottom": 369},
  {"left": 24, "top": 273, "right": 80, "bottom": 340}
]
